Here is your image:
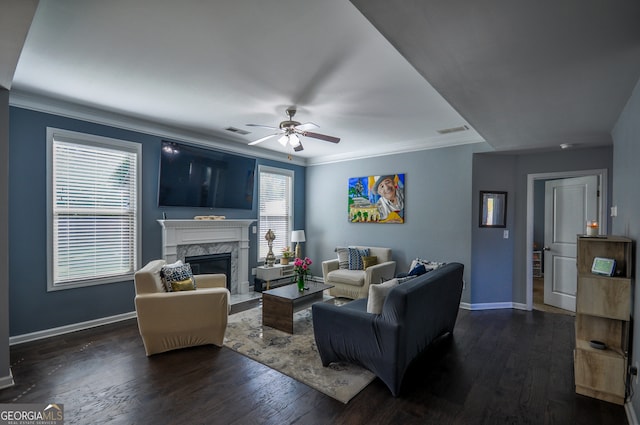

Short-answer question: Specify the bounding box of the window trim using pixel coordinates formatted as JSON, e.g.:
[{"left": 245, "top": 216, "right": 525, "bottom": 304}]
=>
[
  {"left": 257, "top": 165, "right": 294, "bottom": 262},
  {"left": 46, "top": 127, "right": 142, "bottom": 291}
]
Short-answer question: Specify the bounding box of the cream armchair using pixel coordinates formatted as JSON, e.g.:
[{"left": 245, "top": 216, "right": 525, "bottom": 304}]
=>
[
  {"left": 134, "top": 259, "right": 230, "bottom": 356},
  {"left": 322, "top": 246, "right": 396, "bottom": 299}
]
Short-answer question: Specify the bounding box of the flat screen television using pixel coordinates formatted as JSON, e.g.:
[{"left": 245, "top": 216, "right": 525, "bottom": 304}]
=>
[{"left": 158, "top": 141, "right": 256, "bottom": 210}]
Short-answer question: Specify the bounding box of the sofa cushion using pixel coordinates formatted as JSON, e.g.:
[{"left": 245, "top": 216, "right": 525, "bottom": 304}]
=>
[
  {"left": 161, "top": 261, "right": 196, "bottom": 292},
  {"left": 326, "top": 269, "right": 365, "bottom": 286},
  {"left": 336, "top": 247, "right": 349, "bottom": 269},
  {"left": 367, "top": 278, "right": 399, "bottom": 314}
]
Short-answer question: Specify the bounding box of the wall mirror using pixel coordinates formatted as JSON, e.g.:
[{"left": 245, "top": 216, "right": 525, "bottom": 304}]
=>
[{"left": 479, "top": 191, "right": 507, "bottom": 228}]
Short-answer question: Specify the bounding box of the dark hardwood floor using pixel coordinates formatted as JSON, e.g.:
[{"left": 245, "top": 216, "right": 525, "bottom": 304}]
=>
[{"left": 0, "top": 306, "right": 627, "bottom": 425}]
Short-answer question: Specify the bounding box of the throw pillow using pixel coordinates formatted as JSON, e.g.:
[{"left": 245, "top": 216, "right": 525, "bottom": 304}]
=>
[
  {"left": 408, "top": 258, "right": 446, "bottom": 274},
  {"left": 408, "top": 263, "right": 427, "bottom": 276},
  {"left": 348, "top": 247, "right": 370, "bottom": 270},
  {"left": 161, "top": 261, "right": 196, "bottom": 292},
  {"left": 335, "top": 247, "right": 349, "bottom": 269},
  {"left": 170, "top": 277, "right": 196, "bottom": 292},
  {"left": 362, "top": 255, "right": 378, "bottom": 269},
  {"left": 397, "top": 275, "right": 417, "bottom": 284},
  {"left": 367, "top": 278, "right": 399, "bottom": 314}
]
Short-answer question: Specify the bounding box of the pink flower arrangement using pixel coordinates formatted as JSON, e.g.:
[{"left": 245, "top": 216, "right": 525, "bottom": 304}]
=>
[{"left": 294, "top": 257, "right": 312, "bottom": 278}]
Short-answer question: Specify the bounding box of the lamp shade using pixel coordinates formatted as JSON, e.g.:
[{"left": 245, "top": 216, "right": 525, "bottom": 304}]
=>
[{"left": 291, "top": 230, "right": 306, "bottom": 243}]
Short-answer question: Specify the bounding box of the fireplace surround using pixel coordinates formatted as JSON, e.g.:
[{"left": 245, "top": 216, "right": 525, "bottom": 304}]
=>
[{"left": 158, "top": 219, "right": 254, "bottom": 294}]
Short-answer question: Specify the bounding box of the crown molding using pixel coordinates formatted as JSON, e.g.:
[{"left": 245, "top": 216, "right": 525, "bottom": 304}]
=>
[
  {"left": 306, "top": 134, "right": 483, "bottom": 166},
  {"left": 9, "top": 90, "right": 307, "bottom": 167},
  {"left": 9, "top": 90, "right": 485, "bottom": 167}
]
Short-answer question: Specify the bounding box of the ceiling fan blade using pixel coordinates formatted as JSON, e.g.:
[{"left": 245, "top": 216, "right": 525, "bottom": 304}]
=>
[
  {"left": 248, "top": 133, "right": 279, "bottom": 145},
  {"left": 246, "top": 123, "right": 279, "bottom": 131},
  {"left": 303, "top": 131, "right": 340, "bottom": 143},
  {"left": 295, "top": 122, "right": 319, "bottom": 132},
  {"left": 293, "top": 141, "right": 304, "bottom": 152}
]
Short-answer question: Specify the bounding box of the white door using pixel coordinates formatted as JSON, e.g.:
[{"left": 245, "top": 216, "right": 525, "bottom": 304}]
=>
[{"left": 543, "top": 176, "right": 598, "bottom": 311}]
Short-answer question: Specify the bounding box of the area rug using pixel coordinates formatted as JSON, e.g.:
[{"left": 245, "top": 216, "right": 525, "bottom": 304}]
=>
[{"left": 223, "top": 306, "right": 375, "bottom": 404}]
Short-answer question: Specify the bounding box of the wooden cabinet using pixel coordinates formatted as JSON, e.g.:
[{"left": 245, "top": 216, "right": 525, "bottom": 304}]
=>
[{"left": 574, "top": 236, "right": 633, "bottom": 405}]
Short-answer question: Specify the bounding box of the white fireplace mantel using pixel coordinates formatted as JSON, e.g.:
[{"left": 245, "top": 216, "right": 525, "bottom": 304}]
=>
[{"left": 158, "top": 219, "right": 255, "bottom": 294}]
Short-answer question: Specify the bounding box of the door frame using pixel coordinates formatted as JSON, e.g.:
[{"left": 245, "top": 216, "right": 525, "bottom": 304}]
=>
[{"left": 525, "top": 169, "right": 607, "bottom": 311}]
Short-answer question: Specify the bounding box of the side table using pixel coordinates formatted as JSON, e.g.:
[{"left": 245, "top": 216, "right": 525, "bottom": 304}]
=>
[{"left": 255, "top": 264, "right": 294, "bottom": 291}]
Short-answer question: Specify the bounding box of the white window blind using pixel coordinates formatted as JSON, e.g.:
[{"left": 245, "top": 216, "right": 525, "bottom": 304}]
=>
[
  {"left": 258, "top": 166, "right": 293, "bottom": 260},
  {"left": 48, "top": 129, "right": 140, "bottom": 289}
]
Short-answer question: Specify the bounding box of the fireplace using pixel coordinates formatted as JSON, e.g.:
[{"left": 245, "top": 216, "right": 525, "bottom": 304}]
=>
[
  {"left": 186, "top": 253, "right": 232, "bottom": 290},
  {"left": 158, "top": 219, "right": 254, "bottom": 295}
]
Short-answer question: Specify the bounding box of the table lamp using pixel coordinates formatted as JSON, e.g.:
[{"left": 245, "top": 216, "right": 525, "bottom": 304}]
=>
[{"left": 291, "top": 230, "right": 306, "bottom": 258}]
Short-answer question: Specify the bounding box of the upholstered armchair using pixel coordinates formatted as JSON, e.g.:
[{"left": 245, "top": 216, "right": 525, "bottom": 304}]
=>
[
  {"left": 322, "top": 246, "right": 396, "bottom": 299},
  {"left": 134, "top": 259, "right": 230, "bottom": 356}
]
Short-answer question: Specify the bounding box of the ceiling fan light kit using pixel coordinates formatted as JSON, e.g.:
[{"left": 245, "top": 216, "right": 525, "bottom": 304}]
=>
[{"left": 246, "top": 107, "right": 340, "bottom": 152}]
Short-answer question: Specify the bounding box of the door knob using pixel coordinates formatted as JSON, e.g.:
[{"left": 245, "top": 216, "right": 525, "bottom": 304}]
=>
[{"left": 543, "top": 246, "right": 551, "bottom": 251}]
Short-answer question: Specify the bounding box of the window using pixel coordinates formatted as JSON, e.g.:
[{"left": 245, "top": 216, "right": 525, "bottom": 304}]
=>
[
  {"left": 47, "top": 128, "right": 141, "bottom": 290},
  {"left": 258, "top": 166, "right": 293, "bottom": 260}
]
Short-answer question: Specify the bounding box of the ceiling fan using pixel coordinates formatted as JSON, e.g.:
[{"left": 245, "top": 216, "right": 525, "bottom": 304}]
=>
[{"left": 246, "top": 107, "right": 340, "bottom": 152}]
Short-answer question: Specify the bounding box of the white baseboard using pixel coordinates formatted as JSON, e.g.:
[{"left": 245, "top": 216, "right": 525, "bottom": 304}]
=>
[
  {"left": 0, "top": 370, "right": 14, "bottom": 390},
  {"left": 626, "top": 402, "right": 638, "bottom": 425},
  {"left": 9, "top": 311, "right": 137, "bottom": 346},
  {"left": 460, "top": 302, "right": 530, "bottom": 311}
]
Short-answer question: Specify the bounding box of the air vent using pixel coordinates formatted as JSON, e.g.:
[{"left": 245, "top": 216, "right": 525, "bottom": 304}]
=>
[
  {"left": 225, "top": 127, "right": 250, "bottom": 135},
  {"left": 437, "top": 125, "right": 469, "bottom": 135}
]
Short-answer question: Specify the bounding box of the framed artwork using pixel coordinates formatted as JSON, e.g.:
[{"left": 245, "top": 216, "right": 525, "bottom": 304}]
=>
[
  {"left": 479, "top": 191, "right": 507, "bottom": 228},
  {"left": 348, "top": 174, "right": 405, "bottom": 223}
]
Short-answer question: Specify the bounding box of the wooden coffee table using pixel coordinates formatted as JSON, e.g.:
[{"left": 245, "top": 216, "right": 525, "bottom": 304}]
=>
[{"left": 262, "top": 282, "right": 334, "bottom": 334}]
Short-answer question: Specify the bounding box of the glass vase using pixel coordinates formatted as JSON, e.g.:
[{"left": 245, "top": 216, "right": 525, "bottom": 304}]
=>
[{"left": 297, "top": 274, "right": 305, "bottom": 292}]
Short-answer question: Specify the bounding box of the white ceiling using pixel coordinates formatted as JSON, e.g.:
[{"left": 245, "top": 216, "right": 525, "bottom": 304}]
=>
[
  {"left": 8, "top": 0, "right": 482, "bottom": 165},
  {"left": 351, "top": 0, "right": 640, "bottom": 153},
  {"left": 6, "top": 1, "right": 640, "bottom": 164}
]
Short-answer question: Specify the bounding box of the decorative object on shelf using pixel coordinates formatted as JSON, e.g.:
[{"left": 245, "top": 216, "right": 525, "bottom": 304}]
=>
[
  {"left": 294, "top": 257, "right": 312, "bottom": 292},
  {"left": 291, "top": 230, "right": 306, "bottom": 258},
  {"left": 586, "top": 220, "right": 599, "bottom": 236},
  {"left": 348, "top": 174, "right": 405, "bottom": 223},
  {"left": 265, "top": 229, "right": 276, "bottom": 267},
  {"left": 194, "top": 215, "right": 226, "bottom": 220},
  {"left": 281, "top": 246, "right": 293, "bottom": 265}
]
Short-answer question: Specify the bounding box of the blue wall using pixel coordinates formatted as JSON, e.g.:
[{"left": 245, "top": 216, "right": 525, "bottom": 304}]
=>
[
  {"left": 472, "top": 147, "right": 613, "bottom": 307},
  {"left": 471, "top": 154, "right": 517, "bottom": 305},
  {"left": 305, "top": 143, "right": 491, "bottom": 305},
  {"left": 611, "top": 77, "right": 640, "bottom": 418},
  {"left": 8, "top": 107, "right": 305, "bottom": 336}
]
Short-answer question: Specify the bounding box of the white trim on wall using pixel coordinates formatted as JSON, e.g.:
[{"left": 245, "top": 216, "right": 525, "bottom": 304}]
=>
[
  {"left": 9, "top": 312, "right": 137, "bottom": 346},
  {"left": 10, "top": 90, "right": 307, "bottom": 167},
  {"left": 460, "top": 302, "right": 528, "bottom": 311},
  {"left": 0, "top": 371, "right": 14, "bottom": 390}
]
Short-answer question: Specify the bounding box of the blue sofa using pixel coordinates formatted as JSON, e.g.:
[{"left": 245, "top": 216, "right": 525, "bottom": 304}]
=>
[{"left": 312, "top": 262, "right": 464, "bottom": 396}]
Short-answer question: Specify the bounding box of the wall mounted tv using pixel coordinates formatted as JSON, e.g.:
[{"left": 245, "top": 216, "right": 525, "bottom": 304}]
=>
[{"left": 158, "top": 141, "right": 256, "bottom": 210}]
